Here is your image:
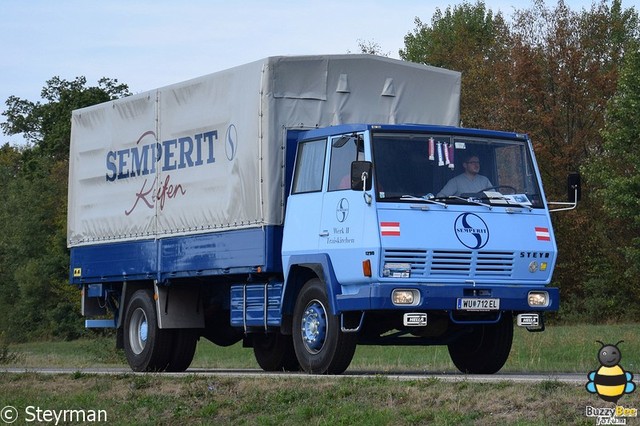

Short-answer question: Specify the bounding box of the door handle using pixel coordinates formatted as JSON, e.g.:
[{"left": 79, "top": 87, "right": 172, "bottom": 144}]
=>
[{"left": 319, "top": 231, "right": 329, "bottom": 237}]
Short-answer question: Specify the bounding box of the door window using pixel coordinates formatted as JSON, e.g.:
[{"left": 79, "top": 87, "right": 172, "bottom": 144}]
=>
[{"left": 291, "top": 139, "right": 327, "bottom": 194}]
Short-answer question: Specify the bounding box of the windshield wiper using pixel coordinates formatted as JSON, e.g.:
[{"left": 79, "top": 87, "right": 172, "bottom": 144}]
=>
[
  {"left": 482, "top": 192, "right": 534, "bottom": 211},
  {"left": 503, "top": 200, "right": 533, "bottom": 211},
  {"left": 439, "top": 195, "right": 493, "bottom": 210},
  {"left": 400, "top": 195, "right": 448, "bottom": 208}
]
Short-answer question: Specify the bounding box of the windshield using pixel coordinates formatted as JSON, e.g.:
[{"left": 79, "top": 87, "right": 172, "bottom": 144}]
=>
[{"left": 371, "top": 132, "right": 544, "bottom": 208}]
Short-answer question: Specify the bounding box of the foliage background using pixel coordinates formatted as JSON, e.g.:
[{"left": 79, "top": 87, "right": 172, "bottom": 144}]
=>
[{"left": 0, "top": 0, "right": 638, "bottom": 341}]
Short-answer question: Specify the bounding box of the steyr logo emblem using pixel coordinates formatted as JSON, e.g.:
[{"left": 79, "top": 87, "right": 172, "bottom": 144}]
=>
[
  {"left": 454, "top": 213, "right": 489, "bottom": 249},
  {"left": 336, "top": 198, "right": 349, "bottom": 222}
]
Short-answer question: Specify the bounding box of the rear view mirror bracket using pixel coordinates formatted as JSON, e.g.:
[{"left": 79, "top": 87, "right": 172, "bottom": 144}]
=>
[
  {"left": 548, "top": 172, "right": 581, "bottom": 212},
  {"left": 351, "top": 161, "right": 373, "bottom": 204}
]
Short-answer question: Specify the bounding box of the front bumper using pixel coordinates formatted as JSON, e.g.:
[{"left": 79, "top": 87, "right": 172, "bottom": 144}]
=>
[{"left": 335, "top": 282, "right": 559, "bottom": 313}]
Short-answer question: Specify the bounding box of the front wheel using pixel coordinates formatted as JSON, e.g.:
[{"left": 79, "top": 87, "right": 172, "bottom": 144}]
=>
[
  {"left": 123, "top": 289, "right": 173, "bottom": 372},
  {"left": 447, "top": 312, "right": 513, "bottom": 374},
  {"left": 292, "top": 278, "right": 357, "bottom": 374}
]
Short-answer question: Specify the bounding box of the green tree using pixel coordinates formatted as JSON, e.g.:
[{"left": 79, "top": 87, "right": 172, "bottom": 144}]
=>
[
  {"left": 581, "top": 45, "right": 640, "bottom": 321},
  {"left": 0, "top": 77, "right": 130, "bottom": 340},
  {"left": 507, "top": 0, "right": 637, "bottom": 191},
  {"left": 356, "top": 39, "right": 390, "bottom": 56},
  {"left": 0, "top": 144, "right": 23, "bottom": 333},
  {"left": 2, "top": 76, "right": 129, "bottom": 160},
  {"left": 506, "top": 0, "right": 639, "bottom": 321},
  {"left": 400, "top": 1, "right": 510, "bottom": 128}
]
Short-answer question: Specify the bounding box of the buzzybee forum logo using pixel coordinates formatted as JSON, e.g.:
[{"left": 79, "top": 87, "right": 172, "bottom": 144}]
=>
[{"left": 585, "top": 340, "right": 637, "bottom": 424}]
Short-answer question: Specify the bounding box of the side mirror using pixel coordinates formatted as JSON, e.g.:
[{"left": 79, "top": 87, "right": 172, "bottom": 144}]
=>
[
  {"left": 568, "top": 172, "right": 581, "bottom": 203},
  {"left": 351, "top": 161, "right": 372, "bottom": 191}
]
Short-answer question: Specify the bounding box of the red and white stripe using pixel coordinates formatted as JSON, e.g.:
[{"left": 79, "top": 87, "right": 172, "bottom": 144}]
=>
[
  {"left": 535, "top": 227, "right": 551, "bottom": 241},
  {"left": 380, "top": 222, "right": 400, "bottom": 236}
]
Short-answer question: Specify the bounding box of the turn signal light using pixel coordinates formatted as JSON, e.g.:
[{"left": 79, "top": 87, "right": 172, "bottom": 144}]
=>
[{"left": 362, "top": 259, "right": 372, "bottom": 277}]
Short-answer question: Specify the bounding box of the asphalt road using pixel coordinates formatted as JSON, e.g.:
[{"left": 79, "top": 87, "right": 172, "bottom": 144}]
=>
[{"left": 0, "top": 367, "right": 586, "bottom": 384}]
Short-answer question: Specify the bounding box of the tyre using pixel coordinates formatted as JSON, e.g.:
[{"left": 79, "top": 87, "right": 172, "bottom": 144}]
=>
[
  {"left": 447, "top": 312, "right": 513, "bottom": 374},
  {"left": 123, "top": 289, "right": 173, "bottom": 372},
  {"left": 253, "top": 332, "right": 300, "bottom": 372},
  {"left": 166, "top": 329, "right": 199, "bottom": 372},
  {"left": 292, "top": 278, "right": 357, "bottom": 374}
]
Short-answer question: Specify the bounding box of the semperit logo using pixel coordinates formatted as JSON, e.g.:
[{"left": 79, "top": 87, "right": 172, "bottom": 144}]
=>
[
  {"left": 225, "top": 124, "right": 238, "bottom": 161},
  {"left": 454, "top": 213, "right": 489, "bottom": 249},
  {"left": 336, "top": 198, "right": 349, "bottom": 223}
]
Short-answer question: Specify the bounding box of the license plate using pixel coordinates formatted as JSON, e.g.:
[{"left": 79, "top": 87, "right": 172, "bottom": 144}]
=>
[{"left": 456, "top": 298, "right": 500, "bottom": 311}]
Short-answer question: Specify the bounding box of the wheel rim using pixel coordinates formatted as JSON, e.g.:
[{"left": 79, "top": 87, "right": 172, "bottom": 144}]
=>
[
  {"left": 129, "top": 307, "right": 148, "bottom": 355},
  {"left": 300, "top": 299, "right": 327, "bottom": 354}
]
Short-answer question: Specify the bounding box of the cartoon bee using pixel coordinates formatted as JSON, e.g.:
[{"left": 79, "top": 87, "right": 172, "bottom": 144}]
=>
[{"left": 586, "top": 340, "right": 636, "bottom": 403}]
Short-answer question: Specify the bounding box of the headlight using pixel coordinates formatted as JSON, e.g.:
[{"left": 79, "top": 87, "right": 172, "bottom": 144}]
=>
[
  {"left": 392, "top": 289, "right": 420, "bottom": 306},
  {"left": 528, "top": 291, "right": 549, "bottom": 307}
]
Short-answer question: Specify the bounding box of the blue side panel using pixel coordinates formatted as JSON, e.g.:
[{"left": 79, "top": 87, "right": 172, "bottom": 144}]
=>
[
  {"left": 70, "top": 239, "right": 157, "bottom": 285},
  {"left": 159, "top": 228, "right": 266, "bottom": 281},
  {"left": 70, "top": 226, "right": 283, "bottom": 285}
]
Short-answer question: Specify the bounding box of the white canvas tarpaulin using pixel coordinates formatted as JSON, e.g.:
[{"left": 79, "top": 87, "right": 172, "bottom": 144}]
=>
[{"left": 68, "top": 55, "right": 461, "bottom": 247}]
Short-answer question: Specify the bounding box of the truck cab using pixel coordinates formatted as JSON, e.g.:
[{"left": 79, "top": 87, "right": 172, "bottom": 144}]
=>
[{"left": 280, "top": 124, "right": 559, "bottom": 374}]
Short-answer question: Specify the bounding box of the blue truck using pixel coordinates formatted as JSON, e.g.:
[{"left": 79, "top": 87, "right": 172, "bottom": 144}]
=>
[{"left": 68, "top": 55, "right": 577, "bottom": 374}]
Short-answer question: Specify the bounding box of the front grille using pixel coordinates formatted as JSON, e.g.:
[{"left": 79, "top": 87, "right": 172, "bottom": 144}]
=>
[
  {"left": 431, "top": 250, "right": 472, "bottom": 275},
  {"left": 383, "top": 249, "right": 427, "bottom": 275},
  {"left": 475, "top": 251, "right": 515, "bottom": 276},
  {"left": 382, "top": 249, "right": 515, "bottom": 279}
]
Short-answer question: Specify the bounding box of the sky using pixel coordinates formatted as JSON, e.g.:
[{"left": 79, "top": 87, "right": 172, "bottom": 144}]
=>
[{"left": 1, "top": 0, "right": 638, "bottom": 145}]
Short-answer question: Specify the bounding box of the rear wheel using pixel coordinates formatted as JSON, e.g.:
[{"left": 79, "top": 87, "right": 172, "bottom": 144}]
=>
[
  {"left": 166, "top": 329, "right": 199, "bottom": 372},
  {"left": 447, "top": 312, "right": 513, "bottom": 374},
  {"left": 292, "top": 278, "right": 357, "bottom": 374},
  {"left": 123, "top": 289, "right": 173, "bottom": 372},
  {"left": 253, "top": 332, "right": 299, "bottom": 372}
]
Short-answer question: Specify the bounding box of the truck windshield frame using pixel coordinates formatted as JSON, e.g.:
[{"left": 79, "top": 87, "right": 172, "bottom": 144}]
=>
[{"left": 371, "top": 131, "right": 544, "bottom": 209}]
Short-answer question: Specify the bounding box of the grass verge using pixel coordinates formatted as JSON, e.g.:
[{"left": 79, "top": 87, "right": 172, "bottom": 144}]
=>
[
  {"left": 0, "top": 373, "right": 604, "bottom": 425},
  {"left": 3, "top": 324, "right": 639, "bottom": 425}
]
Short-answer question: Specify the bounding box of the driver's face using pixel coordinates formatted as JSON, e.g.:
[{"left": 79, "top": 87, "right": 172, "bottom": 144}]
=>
[{"left": 464, "top": 157, "right": 480, "bottom": 175}]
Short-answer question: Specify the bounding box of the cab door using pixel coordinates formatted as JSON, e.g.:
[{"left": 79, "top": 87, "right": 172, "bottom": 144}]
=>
[
  {"left": 282, "top": 137, "right": 328, "bottom": 260},
  {"left": 318, "top": 133, "right": 370, "bottom": 285}
]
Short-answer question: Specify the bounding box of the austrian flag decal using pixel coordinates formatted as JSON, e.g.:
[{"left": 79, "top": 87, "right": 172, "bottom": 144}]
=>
[
  {"left": 535, "top": 227, "right": 551, "bottom": 241},
  {"left": 380, "top": 222, "right": 401, "bottom": 236}
]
